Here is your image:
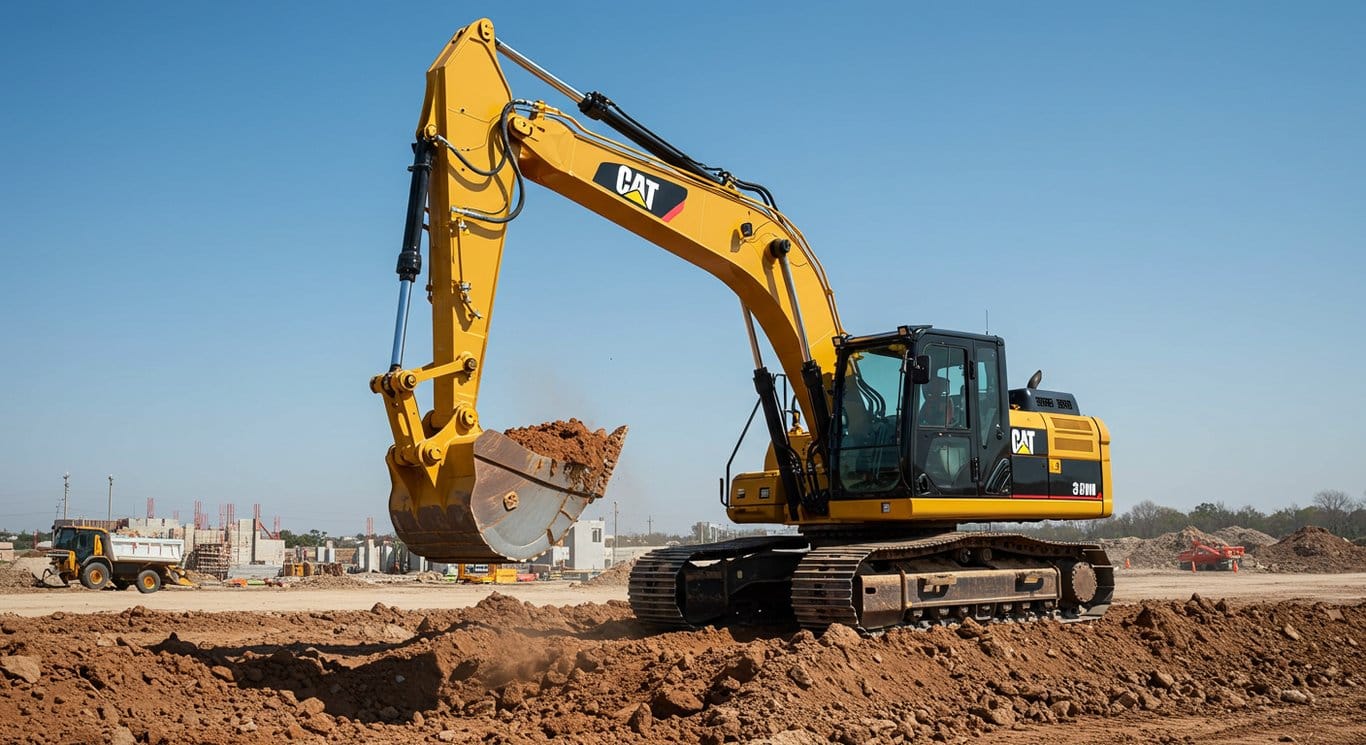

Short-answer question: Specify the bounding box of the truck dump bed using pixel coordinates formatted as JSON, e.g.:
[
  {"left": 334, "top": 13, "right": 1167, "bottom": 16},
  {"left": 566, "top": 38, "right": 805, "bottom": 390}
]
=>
[{"left": 109, "top": 534, "right": 184, "bottom": 564}]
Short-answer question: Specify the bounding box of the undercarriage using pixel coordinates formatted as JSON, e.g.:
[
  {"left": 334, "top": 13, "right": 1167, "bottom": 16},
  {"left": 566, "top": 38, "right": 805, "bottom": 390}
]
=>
[{"left": 628, "top": 531, "right": 1114, "bottom": 631}]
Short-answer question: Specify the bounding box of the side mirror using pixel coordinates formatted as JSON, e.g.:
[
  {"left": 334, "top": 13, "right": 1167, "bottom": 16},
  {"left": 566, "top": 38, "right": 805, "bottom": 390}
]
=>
[{"left": 910, "top": 355, "right": 931, "bottom": 385}]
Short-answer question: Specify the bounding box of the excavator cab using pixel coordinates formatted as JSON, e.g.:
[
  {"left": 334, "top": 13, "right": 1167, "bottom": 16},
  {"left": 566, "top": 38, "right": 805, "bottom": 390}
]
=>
[{"left": 830, "top": 327, "right": 1013, "bottom": 502}]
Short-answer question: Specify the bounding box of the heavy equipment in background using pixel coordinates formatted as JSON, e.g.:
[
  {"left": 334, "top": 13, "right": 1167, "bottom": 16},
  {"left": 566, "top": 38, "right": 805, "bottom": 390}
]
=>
[
  {"left": 45, "top": 524, "right": 192, "bottom": 593},
  {"left": 1178, "top": 541, "right": 1245, "bottom": 571},
  {"left": 456, "top": 563, "right": 519, "bottom": 584},
  {"left": 373, "top": 18, "right": 1114, "bottom": 630}
]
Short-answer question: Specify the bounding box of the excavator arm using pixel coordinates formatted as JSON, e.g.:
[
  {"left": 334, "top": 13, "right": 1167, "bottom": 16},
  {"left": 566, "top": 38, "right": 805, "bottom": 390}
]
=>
[{"left": 374, "top": 19, "right": 845, "bottom": 562}]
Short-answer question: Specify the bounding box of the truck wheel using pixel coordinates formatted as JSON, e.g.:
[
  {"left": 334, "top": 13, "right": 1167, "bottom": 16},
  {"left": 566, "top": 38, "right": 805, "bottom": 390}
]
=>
[
  {"left": 136, "top": 569, "right": 163, "bottom": 594},
  {"left": 80, "top": 562, "right": 111, "bottom": 590}
]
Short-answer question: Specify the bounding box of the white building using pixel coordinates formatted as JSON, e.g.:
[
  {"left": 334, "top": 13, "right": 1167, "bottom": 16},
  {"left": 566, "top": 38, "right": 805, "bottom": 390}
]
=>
[{"left": 567, "top": 519, "right": 606, "bottom": 571}]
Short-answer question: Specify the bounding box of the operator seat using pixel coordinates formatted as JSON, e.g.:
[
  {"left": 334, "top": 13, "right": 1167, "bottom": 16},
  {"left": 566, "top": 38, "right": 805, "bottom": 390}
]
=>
[{"left": 918, "top": 377, "right": 954, "bottom": 429}]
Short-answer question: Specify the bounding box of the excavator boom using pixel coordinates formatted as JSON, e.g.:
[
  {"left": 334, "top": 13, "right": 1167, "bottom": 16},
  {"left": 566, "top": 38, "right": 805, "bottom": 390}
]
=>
[{"left": 374, "top": 19, "right": 843, "bottom": 563}]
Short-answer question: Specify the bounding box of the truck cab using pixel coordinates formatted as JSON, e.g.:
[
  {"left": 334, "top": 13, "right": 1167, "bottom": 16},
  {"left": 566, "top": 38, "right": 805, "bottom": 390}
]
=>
[{"left": 48, "top": 525, "right": 190, "bottom": 593}]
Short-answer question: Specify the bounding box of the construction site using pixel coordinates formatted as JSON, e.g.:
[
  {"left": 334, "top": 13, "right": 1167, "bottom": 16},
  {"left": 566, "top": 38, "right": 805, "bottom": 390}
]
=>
[
  {"left": 4, "top": 6, "right": 1366, "bottom": 745},
  {"left": 4, "top": 516, "right": 1365, "bottom": 743}
]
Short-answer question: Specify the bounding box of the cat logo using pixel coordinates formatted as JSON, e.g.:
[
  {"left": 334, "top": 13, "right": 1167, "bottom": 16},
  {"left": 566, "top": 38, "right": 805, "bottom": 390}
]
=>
[
  {"left": 1010, "top": 428, "right": 1047, "bottom": 456},
  {"left": 592, "top": 162, "right": 687, "bottom": 222}
]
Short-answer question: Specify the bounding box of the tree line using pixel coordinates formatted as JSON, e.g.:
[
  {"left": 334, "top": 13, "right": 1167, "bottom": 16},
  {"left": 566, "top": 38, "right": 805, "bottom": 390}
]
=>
[{"left": 1011, "top": 490, "right": 1366, "bottom": 542}]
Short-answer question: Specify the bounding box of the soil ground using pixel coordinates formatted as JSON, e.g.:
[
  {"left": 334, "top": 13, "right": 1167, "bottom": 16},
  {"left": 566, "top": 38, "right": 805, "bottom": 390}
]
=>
[
  {"left": 2, "top": 570, "right": 1362, "bottom": 617},
  {"left": 1, "top": 571, "right": 1364, "bottom": 744}
]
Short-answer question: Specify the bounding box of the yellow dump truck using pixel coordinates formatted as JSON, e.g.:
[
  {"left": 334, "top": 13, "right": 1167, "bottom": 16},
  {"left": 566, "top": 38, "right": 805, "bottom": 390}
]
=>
[{"left": 47, "top": 525, "right": 192, "bottom": 593}]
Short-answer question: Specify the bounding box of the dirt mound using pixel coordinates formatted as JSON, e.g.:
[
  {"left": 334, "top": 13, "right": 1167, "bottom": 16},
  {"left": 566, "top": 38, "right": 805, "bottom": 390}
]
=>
[
  {"left": 0, "top": 568, "right": 39, "bottom": 592},
  {"left": 1212, "top": 526, "right": 1277, "bottom": 548},
  {"left": 503, "top": 419, "right": 627, "bottom": 494},
  {"left": 1104, "top": 526, "right": 1227, "bottom": 569},
  {"left": 581, "top": 558, "right": 638, "bottom": 587},
  {"left": 288, "top": 574, "right": 375, "bottom": 590},
  {"left": 183, "top": 569, "right": 222, "bottom": 586},
  {"left": 1254, "top": 526, "right": 1366, "bottom": 573},
  {"left": 0, "top": 558, "right": 63, "bottom": 594},
  {"left": 1, "top": 595, "right": 1362, "bottom": 744}
]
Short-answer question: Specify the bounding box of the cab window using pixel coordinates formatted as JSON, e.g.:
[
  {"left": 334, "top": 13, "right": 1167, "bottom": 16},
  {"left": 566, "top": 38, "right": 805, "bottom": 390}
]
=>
[
  {"left": 975, "top": 347, "right": 1000, "bottom": 448},
  {"left": 914, "top": 344, "right": 973, "bottom": 494},
  {"left": 837, "top": 345, "right": 906, "bottom": 494},
  {"left": 917, "top": 345, "right": 967, "bottom": 430},
  {"left": 54, "top": 528, "right": 76, "bottom": 550}
]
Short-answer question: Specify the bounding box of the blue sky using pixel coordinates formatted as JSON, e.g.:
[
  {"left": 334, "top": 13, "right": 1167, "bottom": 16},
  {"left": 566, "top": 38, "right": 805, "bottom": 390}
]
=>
[{"left": 2, "top": 3, "right": 1363, "bottom": 536}]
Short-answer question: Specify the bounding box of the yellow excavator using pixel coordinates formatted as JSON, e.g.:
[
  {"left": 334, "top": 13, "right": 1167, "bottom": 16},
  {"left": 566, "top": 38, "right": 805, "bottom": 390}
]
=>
[{"left": 373, "top": 18, "right": 1114, "bottom": 630}]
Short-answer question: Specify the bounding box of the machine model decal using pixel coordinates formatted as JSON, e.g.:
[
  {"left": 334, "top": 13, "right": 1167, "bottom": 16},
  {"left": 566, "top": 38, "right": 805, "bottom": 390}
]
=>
[
  {"left": 1010, "top": 427, "right": 1047, "bottom": 456},
  {"left": 593, "top": 162, "right": 687, "bottom": 222},
  {"left": 1009, "top": 457, "right": 1102, "bottom": 500}
]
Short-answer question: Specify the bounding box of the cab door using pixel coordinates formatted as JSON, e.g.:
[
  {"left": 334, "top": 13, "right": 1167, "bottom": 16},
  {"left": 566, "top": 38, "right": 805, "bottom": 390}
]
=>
[
  {"left": 973, "top": 340, "right": 1011, "bottom": 495},
  {"left": 911, "top": 340, "right": 976, "bottom": 497}
]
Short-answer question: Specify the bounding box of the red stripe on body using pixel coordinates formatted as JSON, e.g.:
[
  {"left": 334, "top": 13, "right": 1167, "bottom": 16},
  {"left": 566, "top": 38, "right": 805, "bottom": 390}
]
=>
[{"left": 661, "top": 201, "right": 685, "bottom": 222}]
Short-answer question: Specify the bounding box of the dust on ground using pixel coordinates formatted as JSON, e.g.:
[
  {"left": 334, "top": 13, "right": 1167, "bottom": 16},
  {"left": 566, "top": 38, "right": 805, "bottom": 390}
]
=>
[{"left": 1, "top": 593, "right": 1362, "bottom": 745}]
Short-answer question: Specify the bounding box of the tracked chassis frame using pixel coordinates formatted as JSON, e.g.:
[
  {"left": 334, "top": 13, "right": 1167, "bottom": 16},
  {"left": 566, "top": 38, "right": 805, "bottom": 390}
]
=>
[{"left": 628, "top": 532, "right": 1114, "bottom": 631}]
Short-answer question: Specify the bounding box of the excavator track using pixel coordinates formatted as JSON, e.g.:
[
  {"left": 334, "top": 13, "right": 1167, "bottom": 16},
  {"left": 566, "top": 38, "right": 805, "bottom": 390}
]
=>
[
  {"left": 791, "top": 532, "right": 1113, "bottom": 630},
  {"left": 629, "top": 532, "right": 1113, "bottom": 632},
  {"left": 628, "top": 535, "right": 807, "bottom": 628}
]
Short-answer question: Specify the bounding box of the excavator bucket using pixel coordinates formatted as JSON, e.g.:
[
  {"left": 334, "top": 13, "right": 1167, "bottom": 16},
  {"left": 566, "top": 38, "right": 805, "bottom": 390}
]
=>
[{"left": 388, "top": 425, "right": 627, "bottom": 564}]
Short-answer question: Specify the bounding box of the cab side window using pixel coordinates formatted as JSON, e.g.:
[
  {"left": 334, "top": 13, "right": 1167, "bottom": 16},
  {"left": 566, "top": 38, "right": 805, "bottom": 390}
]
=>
[
  {"left": 976, "top": 347, "right": 1000, "bottom": 448},
  {"left": 917, "top": 346, "right": 967, "bottom": 430}
]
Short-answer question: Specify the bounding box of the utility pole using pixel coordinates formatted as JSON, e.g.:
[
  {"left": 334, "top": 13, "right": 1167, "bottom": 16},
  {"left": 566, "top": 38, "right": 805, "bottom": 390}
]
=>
[
  {"left": 647, "top": 515, "right": 653, "bottom": 537},
  {"left": 612, "top": 501, "right": 619, "bottom": 568},
  {"left": 106, "top": 475, "right": 114, "bottom": 522},
  {"left": 62, "top": 473, "right": 70, "bottom": 520}
]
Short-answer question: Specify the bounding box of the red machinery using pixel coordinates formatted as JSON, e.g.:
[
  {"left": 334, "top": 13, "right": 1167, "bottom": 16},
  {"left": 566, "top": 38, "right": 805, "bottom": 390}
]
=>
[{"left": 1178, "top": 541, "right": 1245, "bottom": 571}]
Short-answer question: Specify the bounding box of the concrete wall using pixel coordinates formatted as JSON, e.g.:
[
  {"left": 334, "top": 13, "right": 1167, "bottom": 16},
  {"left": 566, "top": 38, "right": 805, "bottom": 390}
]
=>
[
  {"left": 692, "top": 522, "right": 726, "bottom": 544},
  {"left": 254, "top": 538, "right": 286, "bottom": 565},
  {"left": 181, "top": 527, "right": 228, "bottom": 557},
  {"left": 227, "top": 519, "right": 254, "bottom": 566},
  {"left": 125, "top": 518, "right": 181, "bottom": 537},
  {"left": 609, "top": 545, "right": 668, "bottom": 565}
]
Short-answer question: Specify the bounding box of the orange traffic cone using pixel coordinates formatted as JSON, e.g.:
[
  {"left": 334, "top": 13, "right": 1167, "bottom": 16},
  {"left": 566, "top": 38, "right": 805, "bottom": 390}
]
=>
[
  {"left": 1190, "top": 561, "right": 1197, "bottom": 574},
  {"left": 1232, "top": 560, "right": 1239, "bottom": 574},
  {"left": 1124, "top": 558, "right": 1131, "bottom": 570}
]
